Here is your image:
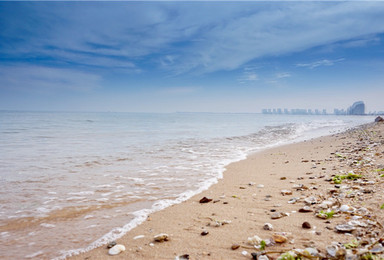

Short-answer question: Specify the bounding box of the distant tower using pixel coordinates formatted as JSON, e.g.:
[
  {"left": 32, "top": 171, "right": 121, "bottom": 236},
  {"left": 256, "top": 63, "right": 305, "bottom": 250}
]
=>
[{"left": 348, "top": 101, "right": 365, "bottom": 115}]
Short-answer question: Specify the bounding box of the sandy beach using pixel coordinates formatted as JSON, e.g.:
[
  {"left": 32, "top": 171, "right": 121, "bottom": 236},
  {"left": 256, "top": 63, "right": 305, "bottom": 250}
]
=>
[{"left": 71, "top": 121, "right": 384, "bottom": 260}]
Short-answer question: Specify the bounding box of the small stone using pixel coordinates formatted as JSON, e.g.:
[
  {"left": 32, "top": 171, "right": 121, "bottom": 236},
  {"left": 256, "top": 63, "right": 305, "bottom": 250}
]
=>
[
  {"left": 108, "top": 244, "right": 126, "bottom": 256},
  {"left": 154, "top": 233, "right": 169, "bottom": 242},
  {"left": 201, "top": 231, "right": 209, "bottom": 236},
  {"left": 257, "top": 184, "right": 265, "bottom": 188},
  {"left": 258, "top": 255, "right": 269, "bottom": 260},
  {"left": 271, "top": 212, "right": 283, "bottom": 219},
  {"left": 302, "top": 222, "right": 311, "bottom": 229},
  {"left": 298, "top": 206, "right": 313, "bottom": 213},
  {"left": 272, "top": 234, "right": 287, "bottom": 243},
  {"left": 231, "top": 244, "right": 240, "bottom": 250},
  {"left": 199, "top": 197, "right": 212, "bottom": 203},
  {"left": 251, "top": 252, "right": 258, "bottom": 260},
  {"left": 175, "top": 254, "right": 190, "bottom": 260},
  {"left": 241, "top": 250, "right": 248, "bottom": 256},
  {"left": 281, "top": 190, "right": 292, "bottom": 196},
  {"left": 280, "top": 177, "right": 287, "bottom": 180},
  {"left": 107, "top": 241, "right": 117, "bottom": 248},
  {"left": 263, "top": 223, "right": 273, "bottom": 230}
]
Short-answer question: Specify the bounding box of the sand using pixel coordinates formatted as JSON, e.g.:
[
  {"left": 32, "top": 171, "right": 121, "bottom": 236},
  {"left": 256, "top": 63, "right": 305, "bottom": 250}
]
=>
[{"left": 70, "top": 121, "right": 384, "bottom": 260}]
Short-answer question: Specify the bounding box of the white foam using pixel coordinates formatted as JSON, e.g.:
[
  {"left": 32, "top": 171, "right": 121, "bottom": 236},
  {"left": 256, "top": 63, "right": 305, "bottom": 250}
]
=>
[
  {"left": 25, "top": 250, "right": 44, "bottom": 259},
  {"left": 40, "top": 223, "right": 56, "bottom": 228}
]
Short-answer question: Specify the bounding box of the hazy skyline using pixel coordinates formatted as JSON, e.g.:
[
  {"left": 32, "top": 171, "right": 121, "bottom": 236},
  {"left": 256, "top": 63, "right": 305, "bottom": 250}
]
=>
[{"left": 1, "top": 1, "right": 384, "bottom": 113}]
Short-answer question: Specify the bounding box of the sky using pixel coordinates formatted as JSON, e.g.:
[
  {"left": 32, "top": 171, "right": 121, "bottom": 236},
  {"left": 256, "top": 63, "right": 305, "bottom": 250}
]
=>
[{"left": 1, "top": 1, "right": 384, "bottom": 113}]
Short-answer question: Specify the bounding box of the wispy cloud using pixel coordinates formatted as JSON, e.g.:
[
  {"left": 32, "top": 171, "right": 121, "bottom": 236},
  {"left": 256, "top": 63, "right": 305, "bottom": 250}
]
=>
[
  {"left": 276, "top": 72, "right": 291, "bottom": 79},
  {"left": 239, "top": 67, "right": 260, "bottom": 83},
  {"left": 0, "top": 65, "right": 102, "bottom": 93},
  {"left": 296, "top": 58, "right": 345, "bottom": 69},
  {"left": 2, "top": 2, "right": 384, "bottom": 75},
  {"left": 160, "top": 86, "right": 199, "bottom": 95}
]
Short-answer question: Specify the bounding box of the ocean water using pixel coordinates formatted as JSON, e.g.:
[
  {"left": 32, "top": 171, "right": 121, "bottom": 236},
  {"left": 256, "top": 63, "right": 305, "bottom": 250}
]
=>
[{"left": 0, "top": 111, "right": 374, "bottom": 259}]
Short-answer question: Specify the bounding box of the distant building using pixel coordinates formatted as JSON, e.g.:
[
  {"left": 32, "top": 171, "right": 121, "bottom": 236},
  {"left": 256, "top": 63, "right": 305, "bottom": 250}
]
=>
[{"left": 347, "top": 101, "right": 365, "bottom": 115}]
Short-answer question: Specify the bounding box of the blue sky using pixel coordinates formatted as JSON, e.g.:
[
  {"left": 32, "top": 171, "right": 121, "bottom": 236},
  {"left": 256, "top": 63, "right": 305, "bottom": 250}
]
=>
[{"left": 1, "top": 1, "right": 384, "bottom": 113}]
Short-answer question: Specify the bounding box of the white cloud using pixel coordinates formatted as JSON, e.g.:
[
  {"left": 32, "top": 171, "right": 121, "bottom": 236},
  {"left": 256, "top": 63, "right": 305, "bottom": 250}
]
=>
[
  {"left": 2, "top": 2, "right": 384, "bottom": 74},
  {"left": 296, "top": 58, "right": 345, "bottom": 69},
  {"left": 0, "top": 65, "right": 103, "bottom": 93},
  {"left": 276, "top": 72, "right": 291, "bottom": 78}
]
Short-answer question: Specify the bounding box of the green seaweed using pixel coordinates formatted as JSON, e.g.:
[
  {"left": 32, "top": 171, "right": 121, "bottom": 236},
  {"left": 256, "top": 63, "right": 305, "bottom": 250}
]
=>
[
  {"left": 344, "top": 239, "right": 359, "bottom": 249},
  {"left": 260, "top": 240, "right": 266, "bottom": 251},
  {"left": 318, "top": 210, "right": 335, "bottom": 219},
  {"left": 380, "top": 204, "right": 384, "bottom": 209},
  {"left": 332, "top": 172, "right": 362, "bottom": 184}
]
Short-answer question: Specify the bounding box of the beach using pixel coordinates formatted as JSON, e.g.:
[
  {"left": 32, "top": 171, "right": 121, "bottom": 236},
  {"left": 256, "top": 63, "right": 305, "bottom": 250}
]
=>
[{"left": 70, "top": 120, "right": 384, "bottom": 259}]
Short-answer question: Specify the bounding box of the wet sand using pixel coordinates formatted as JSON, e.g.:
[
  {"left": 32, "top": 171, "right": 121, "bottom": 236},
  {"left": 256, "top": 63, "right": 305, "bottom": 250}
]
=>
[{"left": 71, "top": 122, "right": 384, "bottom": 259}]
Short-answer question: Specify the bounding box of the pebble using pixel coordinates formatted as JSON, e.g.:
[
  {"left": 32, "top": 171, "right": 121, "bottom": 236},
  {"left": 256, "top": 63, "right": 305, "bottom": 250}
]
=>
[
  {"left": 241, "top": 250, "right": 248, "bottom": 256},
  {"left": 154, "top": 233, "right": 169, "bottom": 242},
  {"left": 175, "top": 254, "right": 190, "bottom": 260},
  {"left": 231, "top": 244, "right": 240, "bottom": 250},
  {"left": 270, "top": 212, "right": 285, "bottom": 219},
  {"left": 199, "top": 197, "right": 212, "bottom": 203},
  {"left": 263, "top": 223, "right": 273, "bottom": 231},
  {"left": 108, "top": 244, "right": 126, "bottom": 256},
  {"left": 107, "top": 241, "right": 117, "bottom": 248},
  {"left": 302, "top": 221, "right": 311, "bottom": 229},
  {"left": 201, "top": 231, "right": 209, "bottom": 236},
  {"left": 298, "top": 206, "right": 313, "bottom": 213},
  {"left": 257, "top": 184, "right": 265, "bottom": 188}
]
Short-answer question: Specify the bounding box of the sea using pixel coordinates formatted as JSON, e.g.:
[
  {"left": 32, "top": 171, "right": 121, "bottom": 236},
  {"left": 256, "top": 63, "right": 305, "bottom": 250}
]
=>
[{"left": 0, "top": 111, "right": 375, "bottom": 259}]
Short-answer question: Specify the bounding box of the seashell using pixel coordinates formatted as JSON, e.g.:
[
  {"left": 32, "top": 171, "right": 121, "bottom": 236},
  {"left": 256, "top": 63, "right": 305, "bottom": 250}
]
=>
[
  {"left": 348, "top": 220, "right": 367, "bottom": 227},
  {"left": 304, "top": 248, "right": 318, "bottom": 256},
  {"left": 248, "top": 235, "right": 262, "bottom": 245},
  {"left": 258, "top": 255, "right": 269, "bottom": 260},
  {"left": 335, "top": 224, "right": 356, "bottom": 233},
  {"left": 154, "top": 233, "right": 169, "bottom": 242},
  {"left": 108, "top": 244, "right": 126, "bottom": 256},
  {"left": 326, "top": 245, "right": 338, "bottom": 257},
  {"left": 339, "top": 205, "right": 350, "bottom": 212},
  {"left": 257, "top": 184, "right": 265, "bottom": 188},
  {"left": 241, "top": 250, "right": 248, "bottom": 256},
  {"left": 263, "top": 223, "right": 273, "bottom": 231},
  {"left": 304, "top": 196, "right": 317, "bottom": 205},
  {"left": 272, "top": 234, "right": 287, "bottom": 243},
  {"left": 371, "top": 244, "right": 384, "bottom": 253}
]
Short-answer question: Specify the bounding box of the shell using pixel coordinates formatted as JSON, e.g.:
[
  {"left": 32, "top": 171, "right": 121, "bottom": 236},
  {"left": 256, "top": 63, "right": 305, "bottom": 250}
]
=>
[
  {"left": 272, "top": 234, "right": 287, "bottom": 243},
  {"left": 339, "top": 204, "right": 350, "bottom": 212},
  {"left": 154, "top": 233, "right": 169, "bottom": 242},
  {"left": 335, "top": 224, "right": 356, "bottom": 233},
  {"left": 108, "top": 244, "right": 126, "bottom": 256},
  {"left": 247, "top": 235, "right": 262, "bottom": 245},
  {"left": 326, "top": 245, "right": 338, "bottom": 257}
]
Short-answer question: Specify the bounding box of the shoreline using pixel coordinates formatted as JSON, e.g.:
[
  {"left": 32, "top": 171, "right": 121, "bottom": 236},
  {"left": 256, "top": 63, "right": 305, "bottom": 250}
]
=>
[{"left": 70, "top": 121, "right": 384, "bottom": 259}]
